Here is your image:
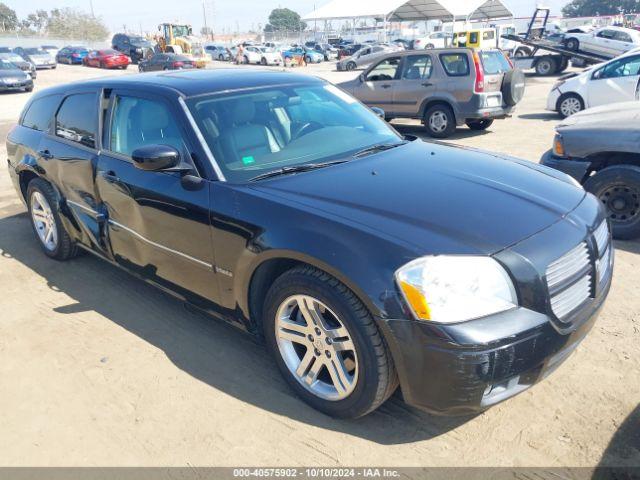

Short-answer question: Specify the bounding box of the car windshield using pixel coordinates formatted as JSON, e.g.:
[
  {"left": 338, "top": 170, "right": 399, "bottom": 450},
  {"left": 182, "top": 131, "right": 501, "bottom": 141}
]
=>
[
  {"left": 187, "top": 83, "right": 403, "bottom": 183},
  {"left": 0, "top": 53, "right": 22, "bottom": 62},
  {"left": 0, "top": 60, "right": 18, "bottom": 70},
  {"left": 480, "top": 50, "right": 512, "bottom": 74},
  {"left": 24, "top": 48, "right": 46, "bottom": 55},
  {"left": 100, "top": 49, "right": 119, "bottom": 55}
]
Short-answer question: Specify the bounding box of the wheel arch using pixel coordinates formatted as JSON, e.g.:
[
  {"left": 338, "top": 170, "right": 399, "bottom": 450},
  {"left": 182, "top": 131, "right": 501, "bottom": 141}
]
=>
[
  {"left": 243, "top": 250, "right": 384, "bottom": 336},
  {"left": 419, "top": 98, "right": 458, "bottom": 123},
  {"left": 584, "top": 151, "right": 640, "bottom": 177}
]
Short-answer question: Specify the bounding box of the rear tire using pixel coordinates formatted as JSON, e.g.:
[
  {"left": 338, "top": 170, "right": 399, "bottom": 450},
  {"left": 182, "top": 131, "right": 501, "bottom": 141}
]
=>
[
  {"left": 346, "top": 61, "right": 356, "bottom": 71},
  {"left": 466, "top": 119, "right": 494, "bottom": 131},
  {"left": 535, "top": 57, "right": 557, "bottom": 76},
  {"left": 584, "top": 165, "right": 640, "bottom": 240},
  {"left": 557, "top": 93, "right": 584, "bottom": 118},
  {"left": 424, "top": 104, "right": 456, "bottom": 138},
  {"left": 27, "top": 178, "right": 78, "bottom": 261},
  {"left": 261, "top": 57, "right": 267, "bottom": 66},
  {"left": 263, "top": 266, "right": 398, "bottom": 418}
]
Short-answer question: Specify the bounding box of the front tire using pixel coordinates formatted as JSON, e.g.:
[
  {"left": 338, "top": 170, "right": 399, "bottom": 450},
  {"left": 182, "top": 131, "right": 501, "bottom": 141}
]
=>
[
  {"left": 584, "top": 165, "right": 640, "bottom": 240},
  {"left": 557, "top": 93, "right": 584, "bottom": 118},
  {"left": 424, "top": 104, "right": 456, "bottom": 138},
  {"left": 565, "top": 38, "right": 579, "bottom": 51},
  {"left": 346, "top": 61, "right": 356, "bottom": 71},
  {"left": 27, "top": 178, "right": 78, "bottom": 260},
  {"left": 263, "top": 266, "right": 397, "bottom": 418}
]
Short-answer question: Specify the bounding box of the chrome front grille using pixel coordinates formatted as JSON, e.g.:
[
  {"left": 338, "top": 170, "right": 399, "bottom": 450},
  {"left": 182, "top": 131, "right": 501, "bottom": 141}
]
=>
[
  {"left": 594, "top": 221, "right": 609, "bottom": 256},
  {"left": 550, "top": 274, "right": 592, "bottom": 319},
  {"left": 546, "top": 242, "right": 592, "bottom": 321},
  {"left": 545, "top": 221, "right": 613, "bottom": 323}
]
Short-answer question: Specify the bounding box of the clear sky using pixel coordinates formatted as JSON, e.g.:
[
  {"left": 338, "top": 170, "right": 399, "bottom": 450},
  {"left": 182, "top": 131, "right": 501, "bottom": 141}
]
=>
[{"left": 6, "top": 0, "right": 569, "bottom": 34}]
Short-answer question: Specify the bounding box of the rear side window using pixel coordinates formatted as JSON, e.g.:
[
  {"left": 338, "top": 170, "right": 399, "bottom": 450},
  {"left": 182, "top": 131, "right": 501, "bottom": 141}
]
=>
[
  {"left": 440, "top": 53, "right": 470, "bottom": 76},
  {"left": 55, "top": 93, "right": 98, "bottom": 148},
  {"left": 402, "top": 55, "right": 433, "bottom": 79},
  {"left": 21, "top": 94, "right": 63, "bottom": 132},
  {"left": 614, "top": 31, "right": 632, "bottom": 43},
  {"left": 480, "top": 50, "right": 512, "bottom": 74}
]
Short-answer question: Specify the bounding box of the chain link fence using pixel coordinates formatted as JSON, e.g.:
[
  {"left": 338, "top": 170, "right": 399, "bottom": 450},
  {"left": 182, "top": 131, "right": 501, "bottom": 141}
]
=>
[{"left": 0, "top": 34, "right": 110, "bottom": 50}]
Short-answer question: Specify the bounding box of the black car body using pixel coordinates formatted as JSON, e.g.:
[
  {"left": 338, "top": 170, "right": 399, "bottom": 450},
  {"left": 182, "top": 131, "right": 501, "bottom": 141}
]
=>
[
  {"left": 112, "top": 33, "right": 155, "bottom": 63},
  {"left": 542, "top": 101, "right": 640, "bottom": 239},
  {"left": 138, "top": 53, "right": 195, "bottom": 72},
  {"left": 0, "top": 59, "right": 34, "bottom": 92},
  {"left": 7, "top": 69, "right": 613, "bottom": 418},
  {"left": 0, "top": 53, "right": 37, "bottom": 78}
]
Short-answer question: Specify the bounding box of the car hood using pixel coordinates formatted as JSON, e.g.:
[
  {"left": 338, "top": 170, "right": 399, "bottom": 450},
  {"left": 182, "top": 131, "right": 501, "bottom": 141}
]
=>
[
  {"left": 558, "top": 101, "right": 640, "bottom": 133},
  {"left": 248, "top": 140, "right": 586, "bottom": 255},
  {"left": 0, "top": 69, "right": 28, "bottom": 79},
  {"left": 29, "top": 54, "right": 52, "bottom": 60},
  {"left": 556, "top": 102, "right": 640, "bottom": 157}
]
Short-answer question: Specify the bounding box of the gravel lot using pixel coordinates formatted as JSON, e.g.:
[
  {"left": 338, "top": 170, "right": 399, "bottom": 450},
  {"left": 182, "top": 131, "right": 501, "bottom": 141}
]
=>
[{"left": 0, "top": 62, "right": 638, "bottom": 468}]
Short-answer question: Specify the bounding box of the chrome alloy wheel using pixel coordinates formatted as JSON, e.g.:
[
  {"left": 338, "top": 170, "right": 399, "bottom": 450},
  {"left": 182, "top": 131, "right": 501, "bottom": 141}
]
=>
[
  {"left": 275, "top": 295, "right": 358, "bottom": 401},
  {"left": 429, "top": 110, "right": 448, "bottom": 133},
  {"left": 560, "top": 97, "right": 582, "bottom": 117},
  {"left": 30, "top": 191, "right": 58, "bottom": 251}
]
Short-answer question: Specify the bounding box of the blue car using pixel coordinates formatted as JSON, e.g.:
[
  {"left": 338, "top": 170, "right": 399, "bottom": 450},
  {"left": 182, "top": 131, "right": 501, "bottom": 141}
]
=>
[
  {"left": 282, "top": 47, "right": 324, "bottom": 64},
  {"left": 56, "top": 46, "right": 89, "bottom": 65}
]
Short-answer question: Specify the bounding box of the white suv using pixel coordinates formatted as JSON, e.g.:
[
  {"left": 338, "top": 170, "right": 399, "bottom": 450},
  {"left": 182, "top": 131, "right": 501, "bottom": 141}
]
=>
[
  {"left": 564, "top": 26, "right": 640, "bottom": 58},
  {"left": 547, "top": 49, "right": 640, "bottom": 117}
]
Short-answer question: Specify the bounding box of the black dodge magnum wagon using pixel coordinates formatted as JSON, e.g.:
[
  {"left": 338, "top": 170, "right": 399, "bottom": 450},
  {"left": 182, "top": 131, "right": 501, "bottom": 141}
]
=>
[{"left": 7, "top": 69, "right": 613, "bottom": 418}]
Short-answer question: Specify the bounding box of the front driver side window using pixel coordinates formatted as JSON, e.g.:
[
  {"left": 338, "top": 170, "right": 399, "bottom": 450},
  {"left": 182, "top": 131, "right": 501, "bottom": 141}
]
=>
[
  {"left": 595, "top": 56, "right": 640, "bottom": 80},
  {"left": 366, "top": 57, "right": 400, "bottom": 81},
  {"left": 110, "top": 95, "right": 186, "bottom": 157}
]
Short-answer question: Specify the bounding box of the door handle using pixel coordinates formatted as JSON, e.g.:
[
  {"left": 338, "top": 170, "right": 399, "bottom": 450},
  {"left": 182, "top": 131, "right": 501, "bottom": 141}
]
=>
[
  {"left": 38, "top": 149, "right": 53, "bottom": 160},
  {"left": 421, "top": 82, "right": 434, "bottom": 87},
  {"left": 381, "top": 84, "right": 392, "bottom": 89},
  {"left": 100, "top": 171, "right": 121, "bottom": 183}
]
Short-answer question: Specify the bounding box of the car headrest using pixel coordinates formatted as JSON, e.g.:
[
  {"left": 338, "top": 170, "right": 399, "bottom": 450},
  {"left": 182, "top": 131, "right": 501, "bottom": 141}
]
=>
[{"left": 232, "top": 98, "right": 256, "bottom": 124}]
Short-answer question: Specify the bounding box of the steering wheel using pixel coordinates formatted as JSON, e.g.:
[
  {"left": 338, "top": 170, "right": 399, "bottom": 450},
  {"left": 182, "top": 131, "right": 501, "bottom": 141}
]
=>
[{"left": 292, "top": 121, "right": 323, "bottom": 140}]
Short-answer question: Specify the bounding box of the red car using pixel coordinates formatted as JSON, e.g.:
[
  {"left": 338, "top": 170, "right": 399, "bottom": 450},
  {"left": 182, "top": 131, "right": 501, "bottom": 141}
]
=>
[{"left": 83, "top": 49, "right": 130, "bottom": 69}]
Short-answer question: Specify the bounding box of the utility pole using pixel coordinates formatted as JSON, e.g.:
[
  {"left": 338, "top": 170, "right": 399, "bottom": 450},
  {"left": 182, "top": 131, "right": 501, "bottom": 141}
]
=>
[
  {"left": 202, "top": 0, "right": 209, "bottom": 39},
  {"left": 89, "top": 0, "right": 95, "bottom": 17}
]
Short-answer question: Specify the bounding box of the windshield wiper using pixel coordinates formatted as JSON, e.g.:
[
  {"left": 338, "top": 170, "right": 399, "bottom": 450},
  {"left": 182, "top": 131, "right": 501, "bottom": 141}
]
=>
[
  {"left": 352, "top": 141, "right": 407, "bottom": 159},
  {"left": 248, "top": 159, "right": 348, "bottom": 182}
]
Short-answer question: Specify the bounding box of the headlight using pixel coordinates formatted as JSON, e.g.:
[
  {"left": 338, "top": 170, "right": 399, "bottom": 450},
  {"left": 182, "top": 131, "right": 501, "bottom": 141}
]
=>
[
  {"left": 395, "top": 256, "right": 517, "bottom": 323},
  {"left": 553, "top": 134, "right": 566, "bottom": 157},
  {"left": 136, "top": 48, "right": 143, "bottom": 52}
]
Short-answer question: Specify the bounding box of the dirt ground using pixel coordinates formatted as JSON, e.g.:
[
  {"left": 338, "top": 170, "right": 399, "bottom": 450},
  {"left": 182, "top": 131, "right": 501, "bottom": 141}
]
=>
[{"left": 0, "top": 62, "right": 638, "bottom": 468}]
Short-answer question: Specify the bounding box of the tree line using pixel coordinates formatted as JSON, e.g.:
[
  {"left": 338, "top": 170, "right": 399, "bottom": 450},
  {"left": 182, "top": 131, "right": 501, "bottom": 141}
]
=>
[
  {"left": 0, "top": 3, "right": 109, "bottom": 41},
  {"left": 562, "top": 0, "right": 639, "bottom": 17}
]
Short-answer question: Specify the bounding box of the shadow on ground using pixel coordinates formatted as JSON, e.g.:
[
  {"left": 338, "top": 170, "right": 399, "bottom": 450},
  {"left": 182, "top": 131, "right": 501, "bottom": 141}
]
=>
[
  {"left": 0, "top": 212, "right": 474, "bottom": 445},
  {"left": 596, "top": 404, "right": 640, "bottom": 473},
  {"left": 615, "top": 240, "right": 640, "bottom": 255},
  {"left": 518, "top": 112, "right": 560, "bottom": 122}
]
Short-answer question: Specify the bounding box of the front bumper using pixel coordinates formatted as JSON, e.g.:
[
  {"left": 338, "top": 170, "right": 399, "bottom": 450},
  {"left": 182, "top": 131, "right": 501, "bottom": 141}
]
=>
[
  {"left": 381, "top": 296, "right": 605, "bottom": 415},
  {"left": 541, "top": 149, "right": 591, "bottom": 184},
  {"left": 0, "top": 79, "right": 33, "bottom": 91},
  {"left": 547, "top": 88, "right": 562, "bottom": 111}
]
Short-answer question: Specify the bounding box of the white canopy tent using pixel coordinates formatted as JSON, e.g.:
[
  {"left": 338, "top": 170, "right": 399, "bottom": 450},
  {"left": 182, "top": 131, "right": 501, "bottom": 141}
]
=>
[{"left": 302, "top": 0, "right": 513, "bottom": 23}]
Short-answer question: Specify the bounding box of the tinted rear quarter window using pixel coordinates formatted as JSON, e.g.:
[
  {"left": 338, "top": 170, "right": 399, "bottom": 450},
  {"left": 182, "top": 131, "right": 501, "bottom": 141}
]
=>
[
  {"left": 480, "top": 50, "right": 511, "bottom": 74},
  {"left": 21, "top": 94, "right": 63, "bottom": 132},
  {"left": 55, "top": 93, "right": 98, "bottom": 148},
  {"left": 439, "top": 53, "right": 470, "bottom": 76}
]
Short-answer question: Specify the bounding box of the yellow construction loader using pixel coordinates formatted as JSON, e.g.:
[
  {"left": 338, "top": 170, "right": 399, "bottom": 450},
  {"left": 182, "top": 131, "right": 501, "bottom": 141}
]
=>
[{"left": 156, "top": 23, "right": 208, "bottom": 68}]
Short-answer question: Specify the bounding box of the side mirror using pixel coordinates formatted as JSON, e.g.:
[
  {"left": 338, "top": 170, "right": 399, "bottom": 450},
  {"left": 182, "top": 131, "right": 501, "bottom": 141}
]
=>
[
  {"left": 132, "top": 145, "right": 181, "bottom": 171},
  {"left": 370, "top": 107, "right": 385, "bottom": 119},
  {"left": 359, "top": 73, "right": 365, "bottom": 83}
]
